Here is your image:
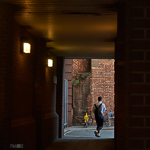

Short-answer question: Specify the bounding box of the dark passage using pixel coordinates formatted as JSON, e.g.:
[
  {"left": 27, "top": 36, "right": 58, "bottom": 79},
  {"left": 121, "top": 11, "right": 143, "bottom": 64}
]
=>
[{"left": 45, "top": 138, "right": 115, "bottom": 150}]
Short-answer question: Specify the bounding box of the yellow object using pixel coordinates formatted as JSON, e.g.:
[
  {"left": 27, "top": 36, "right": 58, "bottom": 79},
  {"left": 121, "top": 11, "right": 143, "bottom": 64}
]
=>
[{"left": 84, "top": 113, "right": 89, "bottom": 122}]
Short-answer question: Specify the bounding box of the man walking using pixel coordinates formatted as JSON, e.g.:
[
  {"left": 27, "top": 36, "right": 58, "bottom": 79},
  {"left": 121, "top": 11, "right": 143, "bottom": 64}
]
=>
[{"left": 92, "top": 96, "right": 106, "bottom": 137}]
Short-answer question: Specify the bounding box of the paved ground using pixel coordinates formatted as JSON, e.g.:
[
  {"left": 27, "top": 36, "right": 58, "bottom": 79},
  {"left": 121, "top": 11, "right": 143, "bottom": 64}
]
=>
[
  {"left": 45, "top": 125, "right": 115, "bottom": 150},
  {"left": 64, "top": 125, "right": 114, "bottom": 139},
  {"left": 45, "top": 138, "right": 115, "bottom": 150}
]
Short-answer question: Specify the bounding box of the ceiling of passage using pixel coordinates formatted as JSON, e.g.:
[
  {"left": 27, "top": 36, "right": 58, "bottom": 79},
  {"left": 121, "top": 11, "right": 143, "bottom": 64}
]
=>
[{"left": 1, "top": 0, "right": 117, "bottom": 58}]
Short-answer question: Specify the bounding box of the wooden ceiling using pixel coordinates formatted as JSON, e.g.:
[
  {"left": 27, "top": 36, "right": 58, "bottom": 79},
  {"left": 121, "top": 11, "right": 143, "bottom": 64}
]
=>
[{"left": 1, "top": 0, "right": 117, "bottom": 58}]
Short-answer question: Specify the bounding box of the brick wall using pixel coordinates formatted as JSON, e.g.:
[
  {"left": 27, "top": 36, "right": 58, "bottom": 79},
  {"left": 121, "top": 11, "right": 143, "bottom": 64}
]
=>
[
  {"left": 11, "top": 21, "right": 37, "bottom": 150},
  {"left": 72, "top": 59, "right": 91, "bottom": 125},
  {"left": 72, "top": 59, "right": 114, "bottom": 125},
  {"left": 0, "top": 4, "right": 59, "bottom": 149},
  {"left": 115, "top": 3, "right": 127, "bottom": 149},
  {"left": 0, "top": 4, "right": 38, "bottom": 149},
  {"left": 2, "top": 1, "right": 150, "bottom": 150},
  {"left": 65, "top": 59, "right": 73, "bottom": 127},
  {"left": 127, "top": 0, "right": 150, "bottom": 149},
  {"left": 73, "top": 74, "right": 91, "bottom": 125},
  {"left": 34, "top": 39, "right": 58, "bottom": 149},
  {"left": 0, "top": 4, "right": 14, "bottom": 149},
  {"left": 73, "top": 59, "right": 91, "bottom": 80},
  {"left": 115, "top": 1, "right": 150, "bottom": 149},
  {"left": 43, "top": 49, "right": 58, "bottom": 149},
  {"left": 91, "top": 59, "right": 115, "bottom": 113}
]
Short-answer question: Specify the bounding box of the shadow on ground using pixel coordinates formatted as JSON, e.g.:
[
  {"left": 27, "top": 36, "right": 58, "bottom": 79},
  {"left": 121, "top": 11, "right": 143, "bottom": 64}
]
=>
[
  {"left": 46, "top": 126, "right": 115, "bottom": 150},
  {"left": 46, "top": 138, "right": 115, "bottom": 150}
]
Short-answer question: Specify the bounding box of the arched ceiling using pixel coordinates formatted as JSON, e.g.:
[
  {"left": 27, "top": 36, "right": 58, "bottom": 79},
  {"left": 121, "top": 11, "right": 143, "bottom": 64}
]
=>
[{"left": 1, "top": 0, "right": 117, "bottom": 58}]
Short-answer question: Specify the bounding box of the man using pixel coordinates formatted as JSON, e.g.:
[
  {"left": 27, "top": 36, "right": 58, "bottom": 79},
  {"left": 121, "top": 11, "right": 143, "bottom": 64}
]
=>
[{"left": 92, "top": 96, "right": 106, "bottom": 137}]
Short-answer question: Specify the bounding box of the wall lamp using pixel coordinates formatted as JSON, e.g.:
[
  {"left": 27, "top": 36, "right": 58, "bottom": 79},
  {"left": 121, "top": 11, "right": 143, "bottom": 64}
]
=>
[
  {"left": 46, "top": 55, "right": 53, "bottom": 67},
  {"left": 48, "top": 59, "right": 53, "bottom": 67},
  {"left": 20, "top": 37, "right": 31, "bottom": 53}
]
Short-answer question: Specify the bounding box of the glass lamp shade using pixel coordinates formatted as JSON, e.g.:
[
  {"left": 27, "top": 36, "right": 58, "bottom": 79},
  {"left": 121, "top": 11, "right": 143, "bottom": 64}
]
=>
[
  {"left": 48, "top": 59, "right": 53, "bottom": 67},
  {"left": 23, "top": 43, "right": 31, "bottom": 53}
]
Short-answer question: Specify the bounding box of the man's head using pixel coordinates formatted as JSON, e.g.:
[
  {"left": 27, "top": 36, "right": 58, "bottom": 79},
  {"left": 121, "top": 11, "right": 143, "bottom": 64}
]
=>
[{"left": 98, "top": 96, "right": 102, "bottom": 101}]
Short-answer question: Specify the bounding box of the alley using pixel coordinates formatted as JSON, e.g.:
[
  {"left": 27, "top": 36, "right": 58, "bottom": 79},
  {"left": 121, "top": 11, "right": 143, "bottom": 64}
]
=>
[
  {"left": 46, "top": 126, "right": 114, "bottom": 150},
  {"left": 64, "top": 125, "right": 114, "bottom": 139}
]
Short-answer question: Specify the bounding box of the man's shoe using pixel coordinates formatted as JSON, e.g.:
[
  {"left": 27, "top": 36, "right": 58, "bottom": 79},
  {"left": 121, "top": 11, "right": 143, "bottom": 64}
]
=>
[
  {"left": 94, "top": 131, "right": 98, "bottom": 137},
  {"left": 97, "top": 133, "right": 100, "bottom": 137}
]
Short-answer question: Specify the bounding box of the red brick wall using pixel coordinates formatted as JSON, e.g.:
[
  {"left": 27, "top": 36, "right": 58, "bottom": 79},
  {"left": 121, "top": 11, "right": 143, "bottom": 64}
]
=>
[
  {"left": 73, "top": 59, "right": 91, "bottom": 79},
  {"left": 91, "top": 59, "right": 115, "bottom": 113},
  {"left": 73, "top": 74, "right": 91, "bottom": 125},
  {"left": 65, "top": 59, "right": 73, "bottom": 127},
  {"left": 65, "top": 59, "right": 91, "bottom": 126},
  {"left": 115, "top": 3, "right": 128, "bottom": 149},
  {"left": 43, "top": 50, "right": 58, "bottom": 148},
  {"left": 0, "top": 4, "right": 14, "bottom": 149},
  {"left": 0, "top": 4, "right": 59, "bottom": 149},
  {"left": 0, "top": 4, "right": 38, "bottom": 149},
  {"left": 11, "top": 21, "right": 37, "bottom": 149},
  {"left": 72, "top": 59, "right": 114, "bottom": 125},
  {"left": 12, "top": 23, "right": 35, "bottom": 120},
  {"left": 115, "top": 1, "right": 150, "bottom": 149},
  {"left": 126, "top": 0, "right": 150, "bottom": 149},
  {"left": 72, "top": 59, "right": 91, "bottom": 125},
  {"left": 34, "top": 39, "right": 58, "bottom": 149}
]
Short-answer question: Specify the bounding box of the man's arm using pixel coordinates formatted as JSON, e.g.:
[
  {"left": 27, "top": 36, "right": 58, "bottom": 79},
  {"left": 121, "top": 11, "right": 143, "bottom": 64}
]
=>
[{"left": 103, "top": 104, "right": 106, "bottom": 112}]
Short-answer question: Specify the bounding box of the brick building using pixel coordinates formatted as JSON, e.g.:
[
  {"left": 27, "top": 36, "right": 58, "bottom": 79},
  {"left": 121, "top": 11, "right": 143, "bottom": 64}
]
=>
[
  {"left": 70, "top": 59, "right": 114, "bottom": 125},
  {"left": 1, "top": 1, "right": 150, "bottom": 150}
]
